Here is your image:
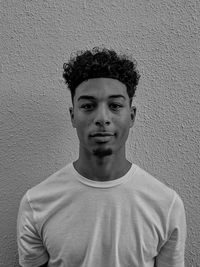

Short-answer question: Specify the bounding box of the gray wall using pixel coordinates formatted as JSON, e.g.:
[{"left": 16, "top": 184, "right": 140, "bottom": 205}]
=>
[{"left": 0, "top": 0, "right": 199, "bottom": 266}]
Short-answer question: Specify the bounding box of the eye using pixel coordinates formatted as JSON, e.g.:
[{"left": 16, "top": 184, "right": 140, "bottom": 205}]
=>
[
  {"left": 80, "top": 103, "right": 95, "bottom": 111},
  {"left": 109, "top": 103, "right": 123, "bottom": 111}
]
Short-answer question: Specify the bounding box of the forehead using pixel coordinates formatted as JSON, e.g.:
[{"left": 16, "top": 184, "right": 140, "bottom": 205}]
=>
[{"left": 74, "top": 78, "right": 128, "bottom": 101}]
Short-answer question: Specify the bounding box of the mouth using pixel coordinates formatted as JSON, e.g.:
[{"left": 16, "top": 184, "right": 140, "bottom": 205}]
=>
[
  {"left": 90, "top": 132, "right": 114, "bottom": 137},
  {"left": 89, "top": 132, "right": 115, "bottom": 143}
]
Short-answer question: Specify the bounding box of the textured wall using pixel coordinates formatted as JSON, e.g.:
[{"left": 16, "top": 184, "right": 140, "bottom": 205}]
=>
[{"left": 0, "top": 0, "right": 199, "bottom": 266}]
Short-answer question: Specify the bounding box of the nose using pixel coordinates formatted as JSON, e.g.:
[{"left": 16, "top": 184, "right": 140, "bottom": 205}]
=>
[{"left": 94, "top": 104, "right": 111, "bottom": 126}]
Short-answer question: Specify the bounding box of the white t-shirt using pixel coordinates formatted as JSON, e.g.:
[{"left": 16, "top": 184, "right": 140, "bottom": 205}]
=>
[{"left": 17, "top": 163, "right": 186, "bottom": 267}]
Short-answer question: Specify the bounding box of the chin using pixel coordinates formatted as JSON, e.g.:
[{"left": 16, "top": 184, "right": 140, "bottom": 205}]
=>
[{"left": 92, "top": 148, "right": 113, "bottom": 158}]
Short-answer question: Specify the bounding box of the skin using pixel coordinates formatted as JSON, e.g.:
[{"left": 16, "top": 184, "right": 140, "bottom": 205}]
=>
[{"left": 70, "top": 78, "right": 136, "bottom": 182}]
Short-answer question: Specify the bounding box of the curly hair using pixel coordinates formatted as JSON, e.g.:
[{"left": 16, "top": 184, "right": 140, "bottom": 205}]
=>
[{"left": 63, "top": 47, "right": 140, "bottom": 102}]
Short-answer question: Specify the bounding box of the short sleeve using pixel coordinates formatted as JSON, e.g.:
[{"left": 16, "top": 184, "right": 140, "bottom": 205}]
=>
[
  {"left": 17, "top": 192, "right": 49, "bottom": 267},
  {"left": 156, "top": 193, "right": 187, "bottom": 267}
]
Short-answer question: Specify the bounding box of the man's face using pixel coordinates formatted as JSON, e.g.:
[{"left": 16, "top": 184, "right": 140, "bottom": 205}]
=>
[{"left": 70, "top": 78, "right": 136, "bottom": 157}]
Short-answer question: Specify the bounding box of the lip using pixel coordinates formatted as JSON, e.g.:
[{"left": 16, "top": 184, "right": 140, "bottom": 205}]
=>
[{"left": 90, "top": 132, "right": 114, "bottom": 137}]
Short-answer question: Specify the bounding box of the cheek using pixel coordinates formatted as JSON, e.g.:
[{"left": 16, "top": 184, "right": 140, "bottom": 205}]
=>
[
  {"left": 116, "top": 111, "right": 132, "bottom": 126},
  {"left": 73, "top": 111, "right": 88, "bottom": 127},
  {"left": 74, "top": 115, "right": 91, "bottom": 136},
  {"left": 115, "top": 117, "right": 132, "bottom": 136}
]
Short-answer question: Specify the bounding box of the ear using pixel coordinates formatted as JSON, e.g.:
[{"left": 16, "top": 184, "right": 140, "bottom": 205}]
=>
[
  {"left": 129, "top": 106, "right": 136, "bottom": 128},
  {"left": 69, "top": 107, "right": 76, "bottom": 128}
]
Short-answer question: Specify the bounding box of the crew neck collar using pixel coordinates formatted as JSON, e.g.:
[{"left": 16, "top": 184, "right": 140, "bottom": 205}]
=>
[{"left": 70, "top": 162, "right": 137, "bottom": 188}]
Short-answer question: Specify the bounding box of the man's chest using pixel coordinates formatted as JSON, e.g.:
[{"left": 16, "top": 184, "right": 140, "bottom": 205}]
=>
[{"left": 41, "top": 192, "right": 159, "bottom": 266}]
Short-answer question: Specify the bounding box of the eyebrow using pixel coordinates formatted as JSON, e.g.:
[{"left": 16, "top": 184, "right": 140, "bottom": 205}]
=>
[{"left": 77, "top": 95, "right": 126, "bottom": 101}]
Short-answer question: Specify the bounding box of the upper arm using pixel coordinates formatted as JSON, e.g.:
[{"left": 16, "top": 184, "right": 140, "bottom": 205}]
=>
[
  {"left": 156, "top": 193, "right": 187, "bottom": 267},
  {"left": 17, "top": 192, "right": 49, "bottom": 267}
]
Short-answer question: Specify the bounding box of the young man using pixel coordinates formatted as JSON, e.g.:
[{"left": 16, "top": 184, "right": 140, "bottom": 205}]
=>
[{"left": 17, "top": 48, "right": 186, "bottom": 267}]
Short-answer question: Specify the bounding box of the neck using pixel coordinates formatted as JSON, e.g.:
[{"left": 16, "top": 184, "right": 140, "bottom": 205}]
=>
[{"left": 73, "top": 147, "right": 131, "bottom": 182}]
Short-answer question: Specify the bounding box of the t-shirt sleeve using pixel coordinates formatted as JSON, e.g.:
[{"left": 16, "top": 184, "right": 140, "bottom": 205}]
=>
[
  {"left": 156, "top": 192, "right": 187, "bottom": 267},
  {"left": 17, "top": 192, "right": 49, "bottom": 267}
]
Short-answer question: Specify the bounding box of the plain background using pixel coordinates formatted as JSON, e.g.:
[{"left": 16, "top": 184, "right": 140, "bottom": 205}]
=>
[{"left": 0, "top": 0, "right": 199, "bottom": 266}]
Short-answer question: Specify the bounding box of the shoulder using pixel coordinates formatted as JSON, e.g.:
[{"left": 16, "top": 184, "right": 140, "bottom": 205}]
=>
[
  {"left": 27, "top": 162, "right": 74, "bottom": 200},
  {"left": 18, "top": 162, "right": 78, "bottom": 232},
  {"left": 19, "top": 163, "right": 76, "bottom": 217},
  {"left": 130, "top": 164, "right": 183, "bottom": 214},
  {"left": 133, "top": 165, "right": 175, "bottom": 195},
  {"left": 130, "top": 164, "right": 186, "bottom": 235}
]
